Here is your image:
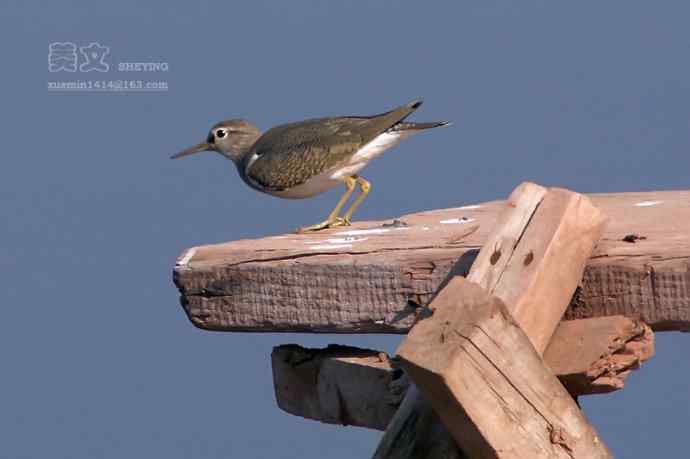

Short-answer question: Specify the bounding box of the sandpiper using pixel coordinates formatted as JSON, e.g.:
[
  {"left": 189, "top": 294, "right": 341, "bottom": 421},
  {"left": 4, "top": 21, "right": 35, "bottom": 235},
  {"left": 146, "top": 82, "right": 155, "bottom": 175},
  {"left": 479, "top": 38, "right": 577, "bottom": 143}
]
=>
[{"left": 172, "top": 99, "right": 449, "bottom": 232}]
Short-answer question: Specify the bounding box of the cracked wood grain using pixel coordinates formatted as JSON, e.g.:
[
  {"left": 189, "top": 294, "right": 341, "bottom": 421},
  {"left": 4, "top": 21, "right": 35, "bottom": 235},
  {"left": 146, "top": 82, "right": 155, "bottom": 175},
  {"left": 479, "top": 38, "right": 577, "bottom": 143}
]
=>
[{"left": 173, "top": 189, "right": 690, "bottom": 333}]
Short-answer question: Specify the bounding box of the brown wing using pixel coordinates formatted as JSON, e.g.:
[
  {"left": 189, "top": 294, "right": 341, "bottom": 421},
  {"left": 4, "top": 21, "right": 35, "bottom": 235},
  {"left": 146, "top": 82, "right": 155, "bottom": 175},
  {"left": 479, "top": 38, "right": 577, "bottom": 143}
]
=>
[{"left": 244, "top": 100, "right": 423, "bottom": 191}]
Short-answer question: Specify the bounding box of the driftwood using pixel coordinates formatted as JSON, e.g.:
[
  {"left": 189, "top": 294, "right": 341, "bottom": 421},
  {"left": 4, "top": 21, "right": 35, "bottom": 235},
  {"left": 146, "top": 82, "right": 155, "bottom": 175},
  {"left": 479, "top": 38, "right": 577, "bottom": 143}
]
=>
[
  {"left": 173, "top": 190, "right": 690, "bottom": 333},
  {"left": 375, "top": 184, "right": 610, "bottom": 458},
  {"left": 271, "top": 316, "right": 653, "bottom": 431}
]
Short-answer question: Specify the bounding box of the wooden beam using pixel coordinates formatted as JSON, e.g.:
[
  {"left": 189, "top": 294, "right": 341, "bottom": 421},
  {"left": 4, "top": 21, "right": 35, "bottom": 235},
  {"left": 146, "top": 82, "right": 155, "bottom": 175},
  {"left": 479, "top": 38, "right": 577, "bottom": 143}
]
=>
[
  {"left": 464, "top": 181, "right": 547, "bottom": 292},
  {"left": 173, "top": 190, "right": 690, "bottom": 333},
  {"left": 544, "top": 316, "right": 654, "bottom": 395},
  {"left": 397, "top": 279, "right": 612, "bottom": 458},
  {"left": 472, "top": 187, "right": 607, "bottom": 352},
  {"left": 271, "top": 344, "right": 400, "bottom": 432},
  {"left": 270, "top": 316, "right": 653, "bottom": 430},
  {"left": 375, "top": 184, "right": 610, "bottom": 459}
]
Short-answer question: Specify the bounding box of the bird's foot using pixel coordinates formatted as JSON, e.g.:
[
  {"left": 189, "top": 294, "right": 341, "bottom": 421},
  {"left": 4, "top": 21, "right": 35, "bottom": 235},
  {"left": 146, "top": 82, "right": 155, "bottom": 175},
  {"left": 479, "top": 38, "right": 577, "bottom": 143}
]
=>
[
  {"left": 329, "top": 217, "right": 351, "bottom": 228},
  {"left": 295, "top": 217, "right": 351, "bottom": 233}
]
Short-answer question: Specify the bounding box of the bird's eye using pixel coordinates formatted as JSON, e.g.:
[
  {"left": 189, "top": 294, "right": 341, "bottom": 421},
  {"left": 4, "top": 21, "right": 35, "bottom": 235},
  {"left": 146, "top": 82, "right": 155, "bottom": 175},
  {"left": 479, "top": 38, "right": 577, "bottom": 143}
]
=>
[{"left": 216, "top": 129, "right": 227, "bottom": 139}]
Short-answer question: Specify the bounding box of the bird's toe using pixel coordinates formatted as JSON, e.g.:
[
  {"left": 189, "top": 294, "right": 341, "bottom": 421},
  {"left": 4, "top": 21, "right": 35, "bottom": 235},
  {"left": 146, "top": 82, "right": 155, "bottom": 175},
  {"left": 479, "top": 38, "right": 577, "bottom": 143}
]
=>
[{"left": 329, "top": 217, "right": 351, "bottom": 228}]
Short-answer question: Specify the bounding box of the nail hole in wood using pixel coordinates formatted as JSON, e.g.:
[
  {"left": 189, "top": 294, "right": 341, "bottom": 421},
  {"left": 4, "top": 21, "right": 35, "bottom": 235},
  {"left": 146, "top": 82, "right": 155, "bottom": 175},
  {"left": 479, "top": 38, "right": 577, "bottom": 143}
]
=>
[{"left": 524, "top": 251, "right": 534, "bottom": 266}]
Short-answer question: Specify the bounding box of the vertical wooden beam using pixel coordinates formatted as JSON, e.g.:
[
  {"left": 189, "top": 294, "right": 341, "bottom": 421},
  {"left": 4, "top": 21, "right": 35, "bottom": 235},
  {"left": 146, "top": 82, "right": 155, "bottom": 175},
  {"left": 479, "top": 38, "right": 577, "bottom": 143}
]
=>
[
  {"left": 468, "top": 186, "right": 607, "bottom": 353},
  {"left": 374, "top": 182, "right": 547, "bottom": 458},
  {"left": 398, "top": 278, "right": 611, "bottom": 458},
  {"left": 466, "top": 181, "right": 548, "bottom": 290},
  {"left": 373, "top": 182, "right": 610, "bottom": 458}
]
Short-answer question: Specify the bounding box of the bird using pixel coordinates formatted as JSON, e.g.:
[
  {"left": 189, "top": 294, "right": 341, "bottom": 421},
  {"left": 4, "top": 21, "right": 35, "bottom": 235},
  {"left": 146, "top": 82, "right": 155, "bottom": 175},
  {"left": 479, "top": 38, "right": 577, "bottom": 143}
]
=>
[{"left": 172, "top": 99, "right": 449, "bottom": 232}]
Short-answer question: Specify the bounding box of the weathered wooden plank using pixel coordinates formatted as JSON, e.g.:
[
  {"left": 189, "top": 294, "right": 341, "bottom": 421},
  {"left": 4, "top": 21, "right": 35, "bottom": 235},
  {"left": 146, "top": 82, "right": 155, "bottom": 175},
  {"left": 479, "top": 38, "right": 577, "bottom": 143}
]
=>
[
  {"left": 173, "top": 190, "right": 690, "bottom": 332},
  {"left": 397, "top": 279, "right": 611, "bottom": 458},
  {"left": 271, "top": 317, "right": 653, "bottom": 430}
]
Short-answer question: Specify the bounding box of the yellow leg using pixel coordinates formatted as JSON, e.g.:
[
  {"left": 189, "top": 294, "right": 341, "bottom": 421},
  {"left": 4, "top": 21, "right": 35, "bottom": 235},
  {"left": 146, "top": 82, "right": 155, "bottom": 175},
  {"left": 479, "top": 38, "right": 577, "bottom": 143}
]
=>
[
  {"left": 296, "top": 176, "right": 356, "bottom": 233},
  {"left": 341, "top": 176, "right": 371, "bottom": 224}
]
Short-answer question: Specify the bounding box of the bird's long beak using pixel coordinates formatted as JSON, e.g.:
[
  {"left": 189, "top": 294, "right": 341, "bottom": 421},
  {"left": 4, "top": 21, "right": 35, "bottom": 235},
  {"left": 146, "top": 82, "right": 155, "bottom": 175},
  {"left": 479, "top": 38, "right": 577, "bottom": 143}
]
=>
[{"left": 171, "top": 141, "right": 213, "bottom": 159}]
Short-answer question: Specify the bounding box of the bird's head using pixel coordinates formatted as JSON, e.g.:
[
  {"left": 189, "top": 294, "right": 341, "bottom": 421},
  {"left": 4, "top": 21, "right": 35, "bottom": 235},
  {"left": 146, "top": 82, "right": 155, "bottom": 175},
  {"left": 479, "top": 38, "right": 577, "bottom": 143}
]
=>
[{"left": 172, "top": 119, "right": 261, "bottom": 163}]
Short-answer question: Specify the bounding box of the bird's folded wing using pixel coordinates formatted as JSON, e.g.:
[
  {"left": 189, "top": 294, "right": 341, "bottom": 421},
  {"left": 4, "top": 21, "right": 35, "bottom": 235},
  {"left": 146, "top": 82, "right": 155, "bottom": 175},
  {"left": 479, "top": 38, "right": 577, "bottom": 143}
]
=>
[
  {"left": 245, "top": 101, "right": 421, "bottom": 191},
  {"left": 245, "top": 118, "right": 366, "bottom": 191}
]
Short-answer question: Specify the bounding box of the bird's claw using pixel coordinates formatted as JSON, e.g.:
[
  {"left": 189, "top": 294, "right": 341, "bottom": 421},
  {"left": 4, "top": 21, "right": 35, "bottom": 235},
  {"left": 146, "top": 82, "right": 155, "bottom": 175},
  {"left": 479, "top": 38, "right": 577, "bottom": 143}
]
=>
[
  {"left": 329, "top": 217, "right": 351, "bottom": 228},
  {"left": 295, "top": 217, "right": 351, "bottom": 233}
]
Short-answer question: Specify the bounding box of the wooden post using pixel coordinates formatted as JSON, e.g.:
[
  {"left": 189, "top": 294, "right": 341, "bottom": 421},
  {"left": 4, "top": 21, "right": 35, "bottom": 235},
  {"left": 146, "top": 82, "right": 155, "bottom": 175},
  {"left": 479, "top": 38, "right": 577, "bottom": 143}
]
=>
[
  {"left": 398, "top": 278, "right": 610, "bottom": 458},
  {"left": 466, "top": 186, "right": 608, "bottom": 352},
  {"left": 374, "top": 182, "right": 610, "bottom": 458}
]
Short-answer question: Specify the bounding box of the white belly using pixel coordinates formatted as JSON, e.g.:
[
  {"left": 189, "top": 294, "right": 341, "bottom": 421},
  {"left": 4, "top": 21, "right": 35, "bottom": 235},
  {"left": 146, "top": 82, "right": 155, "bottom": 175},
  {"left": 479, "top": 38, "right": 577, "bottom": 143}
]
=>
[
  {"left": 352, "top": 131, "right": 408, "bottom": 163},
  {"left": 331, "top": 131, "right": 409, "bottom": 179},
  {"left": 269, "top": 131, "right": 409, "bottom": 199}
]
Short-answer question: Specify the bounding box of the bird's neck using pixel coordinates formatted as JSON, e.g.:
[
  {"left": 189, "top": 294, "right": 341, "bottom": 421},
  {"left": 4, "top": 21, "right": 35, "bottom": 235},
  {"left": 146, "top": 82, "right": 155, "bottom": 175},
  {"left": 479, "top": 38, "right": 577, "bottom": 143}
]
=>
[
  {"left": 216, "top": 141, "right": 251, "bottom": 164},
  {"left": 218, "top": 148, "right": 243, "bottom": 163},
  {"left": 217, "top": 132, "right": 261, "bottom": 164},
  {"left": 218, "top": 147, "right": 253, "bottom": 183}
]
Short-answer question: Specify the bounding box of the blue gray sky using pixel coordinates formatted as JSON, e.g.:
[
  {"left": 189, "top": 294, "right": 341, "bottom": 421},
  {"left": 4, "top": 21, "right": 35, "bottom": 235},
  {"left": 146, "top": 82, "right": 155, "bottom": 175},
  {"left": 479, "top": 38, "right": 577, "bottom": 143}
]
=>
[{"left": 1, "top": 1, "right": 689, "bottom": 458}]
